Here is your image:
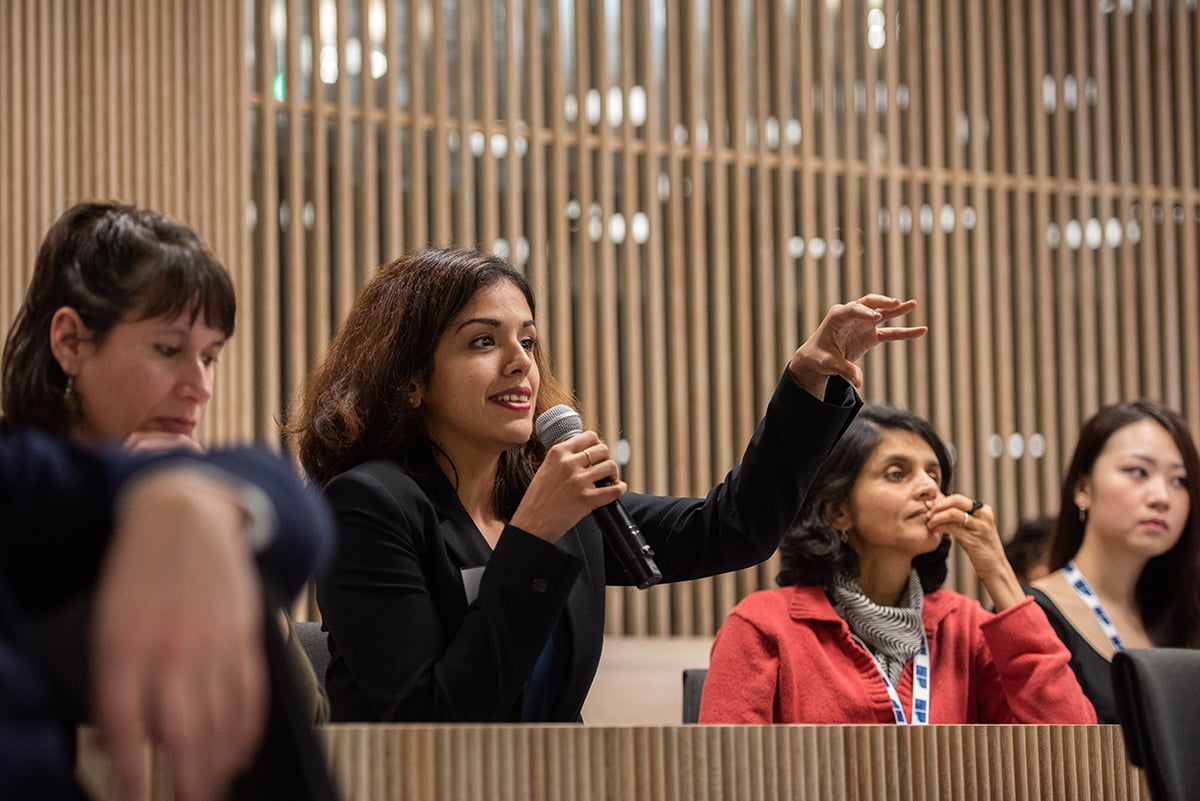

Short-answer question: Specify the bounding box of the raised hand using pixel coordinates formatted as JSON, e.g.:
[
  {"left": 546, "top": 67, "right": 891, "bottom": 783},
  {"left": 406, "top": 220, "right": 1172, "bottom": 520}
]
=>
[{"left": 789, "top": 295, "right": 926, "bottom": 397}]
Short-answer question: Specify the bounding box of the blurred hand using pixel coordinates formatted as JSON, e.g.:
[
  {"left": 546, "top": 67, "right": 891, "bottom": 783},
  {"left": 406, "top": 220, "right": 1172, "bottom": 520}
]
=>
[
  {"left": 123, "top": 430, "right": 204, "bottom": 455},
  {"left": 90, "top": 468, "right": 266, "bottom": 801},
  {"left": 789, "top": 295, "right": 926, "bottom": 397},
  {"left": 927, "top": 493, "right": 1024, "bottom": 611},
  {"left": 510, "top": 432, "right": 625, "bottom": 543}
]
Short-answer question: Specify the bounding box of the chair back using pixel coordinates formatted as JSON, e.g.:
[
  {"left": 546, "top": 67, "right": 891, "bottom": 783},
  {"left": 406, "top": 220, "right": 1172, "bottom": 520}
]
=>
[
  {"left": 682, "top": 668, "right": 708, "bottom": 723},
  {"left": 1112, "top": 647, "right": 1200, "bottom": 801}
]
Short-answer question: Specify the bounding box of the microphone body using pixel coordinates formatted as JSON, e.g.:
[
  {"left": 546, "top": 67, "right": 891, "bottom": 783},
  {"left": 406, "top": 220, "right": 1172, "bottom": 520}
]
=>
[{"left": 535, "top": 405, "right": 663, "bottom": 589}]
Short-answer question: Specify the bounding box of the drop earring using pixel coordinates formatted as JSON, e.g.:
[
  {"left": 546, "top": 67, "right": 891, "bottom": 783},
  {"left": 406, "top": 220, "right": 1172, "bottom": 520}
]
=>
[
  {"left": 1077, "top": 505, "right": 1088, "bottom": 523},
  {"left": 63, "top": 376, "right": 81, "bottom": 418}
]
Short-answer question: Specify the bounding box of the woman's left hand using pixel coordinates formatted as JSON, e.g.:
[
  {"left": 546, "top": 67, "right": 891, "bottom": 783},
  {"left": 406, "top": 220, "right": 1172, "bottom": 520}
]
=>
[{"left": 927, "top": 494, "right": 1024, "bottom": 611}]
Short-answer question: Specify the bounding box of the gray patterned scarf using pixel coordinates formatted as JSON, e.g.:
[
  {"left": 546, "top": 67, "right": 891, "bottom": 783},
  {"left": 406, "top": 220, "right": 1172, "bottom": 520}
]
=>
[{"left": 829, "top": 570, "right": 925, "bottom": 685}]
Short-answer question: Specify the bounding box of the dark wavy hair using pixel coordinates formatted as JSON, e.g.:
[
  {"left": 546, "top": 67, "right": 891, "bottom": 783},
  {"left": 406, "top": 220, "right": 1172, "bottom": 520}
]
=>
[
  {"left": 1048, "top": 400, "right": 1200, "bottom": 648},
  {"left": 778, "top": 405, "right": 953, "bottom": 591},
  {"left": 284, "top": 247, "right": 575, "bottom": 519},
  {"left": 2, "top": 201, "right": 235, "bottom": 436}
]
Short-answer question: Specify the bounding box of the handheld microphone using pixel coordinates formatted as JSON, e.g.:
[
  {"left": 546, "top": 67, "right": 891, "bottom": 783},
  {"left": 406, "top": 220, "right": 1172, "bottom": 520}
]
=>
[{"left": 535, "top": 405, "right": 663, "bottom": 590}]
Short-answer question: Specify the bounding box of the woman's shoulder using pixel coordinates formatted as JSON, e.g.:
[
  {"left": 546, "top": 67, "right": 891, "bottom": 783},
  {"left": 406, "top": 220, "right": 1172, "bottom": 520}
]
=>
[
  {"left": 325, "top": 457, "right": 433, "bottom": 507},
  {"left": 730, "top": 584, "right": 832, "bottom": 620}
]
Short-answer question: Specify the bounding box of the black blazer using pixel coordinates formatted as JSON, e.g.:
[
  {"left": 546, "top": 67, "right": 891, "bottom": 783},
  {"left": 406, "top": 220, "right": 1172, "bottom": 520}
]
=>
[{"left": 318, "top": 372, "right": 861, "bottom": 722}]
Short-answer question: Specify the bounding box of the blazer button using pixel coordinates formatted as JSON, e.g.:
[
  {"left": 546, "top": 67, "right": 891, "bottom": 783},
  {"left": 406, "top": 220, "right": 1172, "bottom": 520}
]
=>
[{"left": 531, "top": 578, "right": 548, "bottom": 594}]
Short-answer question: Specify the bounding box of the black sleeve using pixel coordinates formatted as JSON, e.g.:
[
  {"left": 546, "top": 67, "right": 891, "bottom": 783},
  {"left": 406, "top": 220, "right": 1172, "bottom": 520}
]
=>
[
  {"left": 619, "top": 371, "right": 861, "bottom": 584},
  {"left": 317, "top": 467, "right": 581, "bottom": 722}
]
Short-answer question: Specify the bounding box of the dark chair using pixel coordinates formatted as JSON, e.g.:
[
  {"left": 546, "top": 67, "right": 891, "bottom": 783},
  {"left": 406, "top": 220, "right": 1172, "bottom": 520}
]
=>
[
  {"left": 292, "top": 620, "right": 330, "bottom": 688},
  {"left": 1112, "top": 648, "right": 1200, "bottom": 801},
  {"left": 682, "top": 668, "right": 707, "bottom": 723}
]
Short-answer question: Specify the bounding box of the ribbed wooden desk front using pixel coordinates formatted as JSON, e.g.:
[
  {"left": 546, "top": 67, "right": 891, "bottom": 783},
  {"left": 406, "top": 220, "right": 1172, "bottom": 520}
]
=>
[{"left": 78, "top": 724, "right": 1150, "bottom": 801}]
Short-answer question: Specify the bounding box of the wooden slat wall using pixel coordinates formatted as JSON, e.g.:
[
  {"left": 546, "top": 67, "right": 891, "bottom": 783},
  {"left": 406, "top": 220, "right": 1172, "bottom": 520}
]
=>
[
  {"left": 78, "top": 723, "right": 1150, "bottom": 801},
  {"left": 4, "top": 0, "right": 1200, "bottom": 636},
  {"left": 0, "top": 0, "right": 250, "bottom": 445}
]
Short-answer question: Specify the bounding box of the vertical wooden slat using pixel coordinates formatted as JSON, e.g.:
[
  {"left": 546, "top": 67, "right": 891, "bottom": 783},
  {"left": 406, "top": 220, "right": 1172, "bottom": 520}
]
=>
[
  {"left": 726, "top": 0, "right": 756, "bottom": 604},
  {"left": 333, "top": 0, "right": 355, "bottom": 320},
  {"left": 430, "top": 0, "right": 450, "bottom": 246},
  {"left": 685, "top": 0, "right": 714, "bottom": 633},
  {"left": 986, "top": 0, "right": 1019, "bottom": 531},
  {"left": 1029, "top": 0, "right": 1063, "bottom": 513},
  {"left": 883, "top": 0, "right": 911, "bottom": 408},
  {"left": 546, "top": 1, "right": 573, "bottom": 392},
  {"left": 454, "top": 6, "right": 477, "bottom": 246},
  {"left": 358, "top": 0, "right": 380, "bottom": 281},
  {"left": 639, "top": 0, "right": 671, "bottom": 636},
  {"left": 256, "top": 0, "right": 282, "bottom": 442},
  {"left": 1093, "top": 6, "right": 1121, "bottom": 411},
  {"left": 616, "top": 0, "right": 650, "bottom": 633},
  {"left": 479, "top": 3, "right": 498, "bottom": 248},
  {"left": 1154, "top": 3, "right": 1182, "bottom": 411},
  {"left": 664, "top": 0, "right": 696, "bottom": 634},
  {"left": 309, "top": 0, "right": 333, "bottom": 366},
  {"left": 1131, "top": 5, "right": 1162, "bottom": 401},
  {"left": 524, "top": 1, "right": 548, "bottom": 308},
  {"left": 407, "top": 0, "right": 428, "bottom": 245},
  {"left": 284, "top": 0, "right": 307, "bottom": 431},
  {"left": 593, "top": 0, "right": 629, "bottom": 630},
  {"left": 901, "top": 0, "right": 930, "bottom": 419},
  {"left": 381, "top": 0, "right": 404, "bottom": 258},
  {"left": 708, "top": 0, "right": 737, "bottom": 630},
  {"left": 965, "top": 0, "right": 999, "bottom": 536},
  {"left": 502, "top": 0, "right": 523, "bottom": 264},
  {"left": 1073, "top": 0, "right": 1100, "bottom": 424},
  {"left": 752, "top": 0, "right": 781, "bottom": 592}
]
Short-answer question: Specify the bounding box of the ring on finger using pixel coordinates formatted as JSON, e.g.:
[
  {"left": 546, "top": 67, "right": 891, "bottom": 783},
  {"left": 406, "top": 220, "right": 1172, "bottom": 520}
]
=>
[
  {"left": 962, "top": 511, "right": 971, "bottom": 527},
  {"left": 584, "top": 448, "right": 594, "bottom": 468},
  {"left": 968, "top": 499, "right": 984, "bottom": 516}
]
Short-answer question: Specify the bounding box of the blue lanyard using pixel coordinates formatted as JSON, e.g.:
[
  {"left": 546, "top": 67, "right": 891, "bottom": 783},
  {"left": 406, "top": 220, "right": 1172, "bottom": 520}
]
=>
[
  {"left": 849, "top": 630, "right": 931, "bottom": 725},
  {"left": 1063, "top": 560, "right": 1125, "bottom": 652}
]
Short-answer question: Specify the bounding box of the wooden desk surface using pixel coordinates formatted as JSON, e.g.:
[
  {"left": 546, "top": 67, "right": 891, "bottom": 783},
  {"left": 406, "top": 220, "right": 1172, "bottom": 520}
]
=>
[{"left": 78, "top": 723, "right": 1149, "bottom": 801}]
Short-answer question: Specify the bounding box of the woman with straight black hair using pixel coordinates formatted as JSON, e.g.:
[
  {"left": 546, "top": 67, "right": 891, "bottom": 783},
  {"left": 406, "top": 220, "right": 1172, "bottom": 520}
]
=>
[
  {"left": 1030, "top": 400, "right": 1200, "bottom": 723},
  {"left": 700, "top": 405, "right": 1095, "bottom": 724}
]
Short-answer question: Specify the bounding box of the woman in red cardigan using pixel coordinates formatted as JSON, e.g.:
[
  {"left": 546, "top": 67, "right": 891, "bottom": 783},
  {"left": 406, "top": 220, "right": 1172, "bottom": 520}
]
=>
[{"left": 699, "top": 406, "right": 1096, "bottom": 724}]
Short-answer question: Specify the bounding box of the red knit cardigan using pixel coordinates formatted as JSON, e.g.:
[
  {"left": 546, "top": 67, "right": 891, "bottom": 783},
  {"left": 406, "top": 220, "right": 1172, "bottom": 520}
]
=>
[{"left": 699, "top": 585, "right": 1097, "bottom": 724}]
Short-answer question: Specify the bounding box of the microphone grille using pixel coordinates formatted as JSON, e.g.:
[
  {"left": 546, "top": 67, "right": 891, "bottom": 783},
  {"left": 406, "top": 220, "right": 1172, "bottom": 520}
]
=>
[{"left": 535, "top": 404, "right": 582, "bottom": 446}]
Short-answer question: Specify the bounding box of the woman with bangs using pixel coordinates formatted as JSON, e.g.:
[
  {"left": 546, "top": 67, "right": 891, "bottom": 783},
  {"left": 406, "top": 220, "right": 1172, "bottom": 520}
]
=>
[
  {"left": 2, "top": 201, "right": 234, "bottom": 450},
  {"left": 1, "top": 200, "right": 328, "bottom": 723},
  {"left": 700, "top": 406, "right": 1095, "bottom": 724}
]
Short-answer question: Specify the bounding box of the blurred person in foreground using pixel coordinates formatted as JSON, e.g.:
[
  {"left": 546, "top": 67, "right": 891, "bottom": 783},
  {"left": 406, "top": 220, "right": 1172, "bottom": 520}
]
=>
[{"left": 0, "top": 431, "right": 333, "bottom": 801}]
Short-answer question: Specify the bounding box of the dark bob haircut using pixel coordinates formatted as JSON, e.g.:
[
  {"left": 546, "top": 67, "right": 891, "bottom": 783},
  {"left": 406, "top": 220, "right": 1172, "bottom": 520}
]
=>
[
  {"left": 778, "top": 405, "right": 954, "bottom": 591},
  {"left": 2, "top": 201, "right": 235, "bottom": 435}
]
